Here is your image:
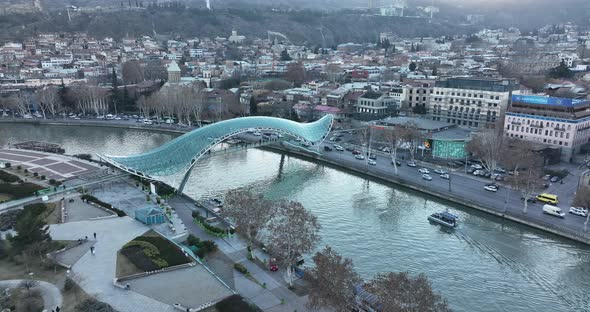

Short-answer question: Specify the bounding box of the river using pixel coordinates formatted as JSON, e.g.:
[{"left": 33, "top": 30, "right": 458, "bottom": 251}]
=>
[{"left": 1, "top": 123, "right": 589, "bottom": 312}]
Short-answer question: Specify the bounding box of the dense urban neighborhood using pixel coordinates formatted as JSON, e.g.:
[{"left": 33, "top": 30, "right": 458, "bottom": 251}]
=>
[{"left": 1, "top": 1, "right": 590, "bottom": 312}]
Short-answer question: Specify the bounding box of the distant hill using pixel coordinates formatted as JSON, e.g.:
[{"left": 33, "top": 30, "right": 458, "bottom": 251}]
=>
[{"left": 0, "top": 7, "right": 476, "bottom": 46}]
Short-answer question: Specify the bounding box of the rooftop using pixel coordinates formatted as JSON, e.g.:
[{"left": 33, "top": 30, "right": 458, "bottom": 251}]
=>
[{"left": 361, "top": 91, "right": 383, "bottom": 100}]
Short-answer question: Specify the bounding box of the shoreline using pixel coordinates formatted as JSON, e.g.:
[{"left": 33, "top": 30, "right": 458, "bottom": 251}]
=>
[{"left": 2, "top": 118, "right": 590, "bottom": 245}]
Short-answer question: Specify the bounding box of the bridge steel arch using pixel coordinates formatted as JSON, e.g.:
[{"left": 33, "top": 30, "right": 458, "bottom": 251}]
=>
[{"left": 98, "top": 115, "right": 334, "bottom": 191}]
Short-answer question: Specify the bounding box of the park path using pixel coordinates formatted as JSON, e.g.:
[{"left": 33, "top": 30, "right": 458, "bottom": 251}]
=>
[
  {"left": 48, "top": 217, "right": 176, "bottom": 312},
  {"left": 0, "top": 279, "right": 63, "bottom": 311}
]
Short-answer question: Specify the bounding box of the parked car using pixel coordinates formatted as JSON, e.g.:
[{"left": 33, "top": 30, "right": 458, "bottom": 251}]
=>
[
  {"left": 569, "top": 207, "right": 588, "bottom": 217},
  {"left": 543, "top": 174, "right": 551, "bottom": 181},
  {"left": 484, "top": 185, "right": 498, "bottom": 192},
  {"left": 352, "top": 150, "right": 361, "bottom": 155},
  {"left": 471, "top": 164, "right": 483, "bottom": 170},
  {"left": 368, "top": 160, "right": 377, "bottom": 166},
  {"left": 355, "top": 154, "right": 365, "bottom": 160},
  {"left": 440, "top": 173, "right": 450, "bottom": 179},
  {"left": 329, "top": 137, "right": 336, "bottom": 141},
  {"left": 369, "top": 154, "right": 377, "bottom": 160},
  {"left": 550, "top": 176, "right": 559, "bottom": 183},
  {"left": 392, "top": 160, "right": 402, "bottom": 166},
  {"left": 543, "top": 205, "right": 565, "bottom": 218},
  {"left": 467, "top": 167, "right": 476, "bottom": 174},
  {"left": 433, "top": 169, "right": 445, "bottom": 174},
  {"left": 407, "top": 161, "right": 416, "bottom": 167},
  {"left": 345, "top": 147, "right": 354, "bottom": 152},
  {"left": 324, "top": 146, "right": 333, "bottom": 152},
  {"left": 334, "top": 145, "right": 344, "bottom": 151},
  {"left": 418, "top": 168, "right": 430, "bottom": 174},
  {"left": 422, "top": 174, "right": 433, "bottom": 181}
]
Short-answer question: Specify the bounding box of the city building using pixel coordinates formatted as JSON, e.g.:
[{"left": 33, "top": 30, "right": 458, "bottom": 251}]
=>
[
  {"left": 356, "top": 91, "right": 399, "bottom": 119},
  {"left": 430, "top": 77, "right": 519, "bottom": 128},
  {"left": 504, "top": 94, "right": 590, "bottom": 162},
  {"left": 135, "top": 207, "right": 166, "bottom": 225}
]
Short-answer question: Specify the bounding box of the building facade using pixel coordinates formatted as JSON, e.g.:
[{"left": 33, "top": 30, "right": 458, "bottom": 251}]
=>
[
  {"left": 504, "top": 95, "right": 590, "bottom": 162},
  {"left": 356, "top": 91, "right": 399, "bottom": 119},
  {"left": 430, "top": 77, "right": 519, "bottom": 128}
]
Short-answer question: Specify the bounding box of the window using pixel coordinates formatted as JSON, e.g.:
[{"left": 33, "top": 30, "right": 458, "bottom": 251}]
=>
[
  {"left": 566, "top": 133, "right": 569, "bottom": 139},
  {"left": 495, "top": 96, "right": 499, "bottom": 100}
]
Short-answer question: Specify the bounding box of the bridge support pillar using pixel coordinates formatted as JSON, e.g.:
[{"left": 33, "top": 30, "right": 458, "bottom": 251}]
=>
[{"left": 177, "top": 166, "right": 195, "bottom": 194}]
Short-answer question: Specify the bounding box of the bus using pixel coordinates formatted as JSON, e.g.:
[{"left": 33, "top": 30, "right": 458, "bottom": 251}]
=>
[{"left": 536, "top": 193, "right": 559, "bottom": 205}]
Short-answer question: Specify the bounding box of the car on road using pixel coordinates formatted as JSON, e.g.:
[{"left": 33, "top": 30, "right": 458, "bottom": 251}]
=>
[
  {"left": 391, "top": 159, "right": 402, "bottom": 166},
  {"left": 543, "top": 205, "right": 565, "bottom": 218},
  {"left": 352, "top": 150, "right": 361, "bottom": 155},
  {"left": 407, "top": 161, "right": 416, "bottom": 167},
  {"left": 422, "top": 174, "right": 433, "bottom": 181},
  {"left": 569, "top": 207, "right": 588, "bottom": 217},
  {"left": 334, "top": 145, "right": 344, "bottom": 151},
  {"left": 433, "top": 169, "right": 445, "bottom": 174},
  {"left": 467, "top": 167, "right": 476, "bottom": 174},
  {"left": 253, "top": 131, "right": 261, "bottom": 136},
  {"left": 345, "top": 147, "right": 354, "bottom": 152},
  {"left": 550, "top": 176, "right": 559, "bottom": 183},
  {"left": 440, "top": 173, "right": 450, "bottom": 179},
  {"left": 355, "top": 154, "right": 365, "bottom": 160},
  {"left": 485, "top": 182, "right": 500, "bottom": 189},
  {"left": 368, "top": 160, "right": 377, "bottom": 166},
  {"left": 369, "top": 154, "right": 377, "bottom": 160},
  {"left": 543, "top": 174, "right": 551, "bottom": 181},
  {"left": 324, "top": 146, "right": 333, "bottom": 152},
  {"left": 471, "top": 164, "right": 483, "bottom": 170},
  {"left": 418, "top": 168, "right": 430, "bottom": 174},
  {"left": 521, "top": 197, "right": 537, "bottom": 203},
  {"left": 329, "top": 137, "right": 336, "bottom": 141},
  {"left": 484, "top": 185, "right": 498, "bottom": 192}
]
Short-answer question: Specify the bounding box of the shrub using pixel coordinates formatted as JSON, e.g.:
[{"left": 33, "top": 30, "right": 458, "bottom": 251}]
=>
[
  {"left": 200, "top": 240, "right": 217, "bottom": 253},
  {"left": 24, "top": 169, "right": 28, "bottom": 174},
  {"left": 195, "top": 248, "right": 206, "bottom": 259},
  {"left": 234, "top": 263, "right": 249, "bottom": 274},
  {"left": 194, "top": 214, "right": 229, "bottom": 236},
  {"left": 33, "top": 172, "right": 38, "bottom": 177},
  {"left": 186, "top": 234, "right": 200, "bottom": 247},
  {"left": 191, "top": 211, "right": 200, "bottom": 219},
  {"left": 17, "top": 165, "right": 22, "bottom": 170},
  {"left": 74, "top": 154, "right": 92, "bottom": 161},
  {"left": 81, "top": 194, "right": 126, "bottom": 217},
  {"left": 4, "top": 163, "right": 10, "bottom": 168},
  {"left": 156, "top": 197, "right": 161, "bottom": 204},
  {"left": 120, "top": 246, "right": 161, "bottom": 271},
  {"left": 40, "top": 175, "right": 46, "bottom": 180},
  {"left": 0, "top": 170, "right": 20, "bottom": 183}
]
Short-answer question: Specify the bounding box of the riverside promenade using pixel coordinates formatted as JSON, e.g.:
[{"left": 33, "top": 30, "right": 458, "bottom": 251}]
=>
[{"left": 2, "top": 118, "right": 590, "bottom": 245}]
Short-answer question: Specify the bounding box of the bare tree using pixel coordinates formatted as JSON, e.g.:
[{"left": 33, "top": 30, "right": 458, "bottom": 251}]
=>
[
  {"left": 467, "top": 126, "right": 504, "bottom": 173},
  {"left": 7, "top": 94, "right": 30, "bottom": 117},
  {"left": 401, "top": 122, "right": 422, "bottom": 161},
  {"left": 573, "top": 187, "right": 590, "bottom": 232},
  {"left": 508, "top": 151, "right": 544, "bottom": 214},
  {"left": 122, "top": 60, "right": 145, "bottom": 84},
  {"left": 366, "top": 272, "right": 450, "bottom": 312},
  {"left": 37, "top": 86, "right": 62, "bottom": 119},
  {"left": 285, "top": 62, "right": 305, "bottom": 87},
  {"left": 325, "top": 63, "right": 342, "bottom": 82},
  {"left": 267, "top": 200, "right": 321, "bottom": 287},
  {"left": 224, "top": 189, "right": 274, "bottom": 259},
  {"left": 383, "top": 127, "right": 404, "bottom": 174},
  {"left": 306, "top": 246, "right": 360, "bottom": 311}
]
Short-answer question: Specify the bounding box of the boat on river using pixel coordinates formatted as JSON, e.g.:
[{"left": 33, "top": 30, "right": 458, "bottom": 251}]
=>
[{"left": 428, "top": 211, "right": 458, "bottom": 227}]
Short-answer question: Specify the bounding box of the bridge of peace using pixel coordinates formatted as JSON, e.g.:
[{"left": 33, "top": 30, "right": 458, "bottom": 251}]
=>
[{"left": 99, "top": 115, "right": 334, "bottom": 192}]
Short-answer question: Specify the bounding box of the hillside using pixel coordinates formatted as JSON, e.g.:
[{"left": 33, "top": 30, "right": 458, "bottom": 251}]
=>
[{"left": 0, "top": 8, "right": 476, "bottom": 46}]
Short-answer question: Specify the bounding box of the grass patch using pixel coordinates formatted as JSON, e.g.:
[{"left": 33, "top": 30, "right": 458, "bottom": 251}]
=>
[
  {"left": 0, "top": 193, "right": 14, "bottom": 202},
  {"left": 0, "top": 182, "right": 43, "bottom": 200},
  {"left": 215, "top": 294, "right": 262, "bottom": 312},
  {"left": 120, "top": 231, "right": 191, "bottom": 272},
  {"left": 115, "top": 250, "right": 143, "bottom": 278},
  {"left": 42, "top": 202, "right": 60, "bottom": 225}
]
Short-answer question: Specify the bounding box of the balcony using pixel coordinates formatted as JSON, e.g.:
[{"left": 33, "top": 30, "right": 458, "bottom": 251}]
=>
[
  {"left": 554, "top": 127, "right": 566, "bottom": 131},
  {"left": 530, "top": 124, "right": 543, "bottom": 129}
]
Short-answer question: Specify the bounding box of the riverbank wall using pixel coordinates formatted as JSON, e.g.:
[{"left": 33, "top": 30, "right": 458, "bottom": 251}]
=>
[{"left": 3, "top": 119, "right": 589, "bottom": 245}]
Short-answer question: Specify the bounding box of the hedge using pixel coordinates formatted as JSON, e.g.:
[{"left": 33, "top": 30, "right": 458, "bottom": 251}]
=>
[
  {"left": 81, "top": 194, "right": 126, "bottom": 217},
  {"left": 0, "top": 182, "right": 43, "bottom": 199},
  {"left": 120, "top": 246, "right": 162, "bottom": 272},
  {"left": 0, "top": 170, "right": 20, "bottom": 183},
  {"left": 193, "top": 214, "right": 235, "bottom": 237},
  {"left": 234, "top": 263, "right": 248, "bottom": 274}
]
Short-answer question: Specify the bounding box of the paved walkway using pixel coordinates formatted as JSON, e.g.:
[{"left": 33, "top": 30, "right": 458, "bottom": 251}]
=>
[
  {"left": 0, "top": 279, "right": 63, "bottom": 311},
  {"left": 169, "top": 196, "right": 311, "bottom": 312},
  {"left": 48, "top": 217, "right": 176, "bottom": 312}
]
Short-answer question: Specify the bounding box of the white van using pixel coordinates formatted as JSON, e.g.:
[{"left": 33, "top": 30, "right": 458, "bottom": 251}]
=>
[{"left": 542, "top": 204, "right": 565, "bottom": 218}]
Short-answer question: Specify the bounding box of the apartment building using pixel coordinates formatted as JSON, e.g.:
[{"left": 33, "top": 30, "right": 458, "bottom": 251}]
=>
[
  {"left": 404, "top": 81, "right": 434, "bottom": 113},
  {"left": 356, "top": 91, "right": 399, "bottom": 118},
  {"left": 430, "top": 77, "right": 519, "bottom": 128},
  {"left": 504, "top": 95, "right": 590, "bottom": 162}
]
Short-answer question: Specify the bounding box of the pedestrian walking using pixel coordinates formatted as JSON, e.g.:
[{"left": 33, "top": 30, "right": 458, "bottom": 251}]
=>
[
  {"left": 90, "top": 246, "right": 95, "bottom": 255},
  {"left": 93, "top": 232, "right": 96, "bottom": 240},
  {"left": 56, "top": 306, "right": 60, "bottom": 312}
]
